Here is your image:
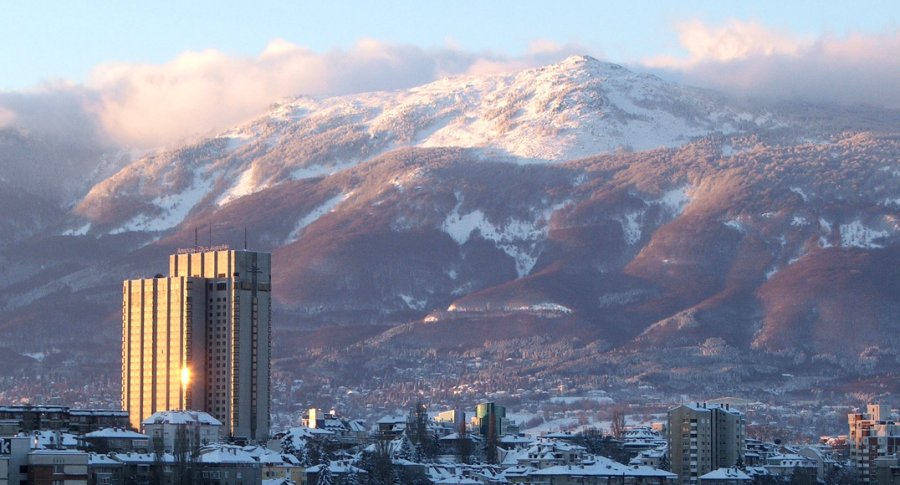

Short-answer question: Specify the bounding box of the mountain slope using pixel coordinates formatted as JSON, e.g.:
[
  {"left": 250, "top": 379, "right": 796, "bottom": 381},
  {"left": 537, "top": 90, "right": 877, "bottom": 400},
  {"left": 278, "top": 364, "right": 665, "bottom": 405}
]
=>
[{"left": 1, "top": 56, "right": 899, "bottom": 408}]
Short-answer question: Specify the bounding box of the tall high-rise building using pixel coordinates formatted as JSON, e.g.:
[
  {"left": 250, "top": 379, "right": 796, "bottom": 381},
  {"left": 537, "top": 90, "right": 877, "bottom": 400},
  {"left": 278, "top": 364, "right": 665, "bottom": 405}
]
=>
[
  {"left": 122, "top": 247, "right": 271, "bottom": 442},
  {"left": 848, "top": 404, "right": 899, "bottom": 484},
  {"left": 668, "top": 403, "right": 745, "bottom": 485}
]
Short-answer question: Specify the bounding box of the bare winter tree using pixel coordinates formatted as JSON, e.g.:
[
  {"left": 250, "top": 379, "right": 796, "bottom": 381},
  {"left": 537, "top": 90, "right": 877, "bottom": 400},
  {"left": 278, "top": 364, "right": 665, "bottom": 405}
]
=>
[{"left": 610, "top": 407, "right": 627, "bottom": 439}]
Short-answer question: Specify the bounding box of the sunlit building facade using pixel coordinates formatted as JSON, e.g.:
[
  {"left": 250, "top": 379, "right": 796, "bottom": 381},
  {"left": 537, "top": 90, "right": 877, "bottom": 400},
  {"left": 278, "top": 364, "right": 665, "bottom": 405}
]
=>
[
  {"left": 122, "top": 247, "right": 271, "bottom": 442},
  {"left": 668, "top": 403, "right": 745, "bottom": 485},
  {"left": 848, "top": 404, "right": 900, "bottom": 484}
]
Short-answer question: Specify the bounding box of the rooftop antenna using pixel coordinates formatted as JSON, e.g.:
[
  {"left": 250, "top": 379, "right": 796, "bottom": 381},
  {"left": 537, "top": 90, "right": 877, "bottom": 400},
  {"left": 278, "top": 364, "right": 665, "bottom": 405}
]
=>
[
  {"left": 244, "top": 227, "right": 248, "bottom": 250},
  {"left": 194, "top": 227, "right": 198, "bottom": 247}
]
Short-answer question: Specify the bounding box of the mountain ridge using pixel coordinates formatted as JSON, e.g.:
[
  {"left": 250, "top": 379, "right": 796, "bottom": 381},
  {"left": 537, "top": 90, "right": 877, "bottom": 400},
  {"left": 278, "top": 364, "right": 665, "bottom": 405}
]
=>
[{"left": 0, "top": 56, "right": 898, "bottom": 408}]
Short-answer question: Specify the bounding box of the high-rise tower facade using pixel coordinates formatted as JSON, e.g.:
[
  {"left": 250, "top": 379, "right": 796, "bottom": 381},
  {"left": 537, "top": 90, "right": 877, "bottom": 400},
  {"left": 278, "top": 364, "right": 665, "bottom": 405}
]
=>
[
  {"left": 122, "top": 247, "right": 271, "bottom": 442},
  {"left": 668, "top": 403, "right": 745, "bottom": 485},
  {"left": 849, "top": 404, "right": 899, "bottom": 484}
]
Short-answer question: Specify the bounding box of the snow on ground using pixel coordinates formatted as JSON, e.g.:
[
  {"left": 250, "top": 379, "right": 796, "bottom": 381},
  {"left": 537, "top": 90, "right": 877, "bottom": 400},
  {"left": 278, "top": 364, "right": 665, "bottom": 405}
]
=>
[
  {"left": 62, "top": 223, "right": 91, "bottom": 236},
  {"left": 818, "top": 218, "right": 833, "bottom": 248},
  {"left": 218, "top": 166, "right": 260, "bottom": 206},
  {"left": 839, "top": 220, "right": 889, "bottom": 248},
  {"left": 549, "top": 395, "right": 614, "bottom": 405},
  {"left": 286, "top": 192, "right": 351, "bottom": 243},
  {"left": 655, "top": 186, "right": 692, "bottom": 216},
  {"left": 619, "top": 211, "right": 644, "bottom": 244},
  {"left": 512, "top": 303, "right": 573, "bottom": 314},
  {"left": 291, "top": 160, "right": 358, "bottom": 180},
  {"left": 441, "top": 198, "right": 569, "bottom": 277},
  {"left": 724, "top": 220, "right": 744, "bottom": 232},
  {"left": 790, "top": 186, "right": 808, "bottom": 201},
  {"left": 399, "top": 294, "right": 427, "bottom": 311},
  {"left": 791, "top": 216, "right": 808, "bottom": 226},
  {"left": 24, "top": 352, "right": 46, "bottom": 362},
  {"left": 110, "top": 177, "right": 214, "bottom": 234}
]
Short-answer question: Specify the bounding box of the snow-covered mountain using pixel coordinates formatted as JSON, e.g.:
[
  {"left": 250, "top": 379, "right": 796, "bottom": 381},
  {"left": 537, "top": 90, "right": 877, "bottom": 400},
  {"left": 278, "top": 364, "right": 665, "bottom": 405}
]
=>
[
  {"left": 71, "top": 56, "right": 797, "bottom": 235},
  {"left": 2, "top": 56, "right": 900, "bottom": 403}
]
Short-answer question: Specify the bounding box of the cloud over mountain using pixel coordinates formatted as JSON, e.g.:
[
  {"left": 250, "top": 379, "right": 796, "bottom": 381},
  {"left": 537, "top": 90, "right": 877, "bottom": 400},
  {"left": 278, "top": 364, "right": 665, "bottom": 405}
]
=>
[
  {"left": 645, "top": 20, "right": 900, "bottom": 108},
  {"left": 1, "top": 21, "right": 898, "bottom": 154},
  {"left": 1, "top": 40, "right": 580, "bottom": 150}
]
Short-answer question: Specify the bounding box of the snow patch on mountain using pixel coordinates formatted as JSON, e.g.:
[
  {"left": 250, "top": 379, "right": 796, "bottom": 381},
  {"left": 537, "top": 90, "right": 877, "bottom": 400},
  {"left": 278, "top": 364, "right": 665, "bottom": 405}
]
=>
[
  {"left": 218, "top": 167, "right": 261, "bottom": 206},
  {"left": 399, "top": 294, "right": 427, "bottom": 311},
  {"left": 790, "top": 187, "right": 808, "bottom": 201},
  {"left": 791, "top": 216, "right": 808, "bottom": 226},
  {"left": 654, "top": 186, "right": 692, "bottom": 216},
  {"left": 839, "top": 220, "right": 888, "bottom": 248},
  {"left": 442, "top": 198, "right": 568, "bottom": 277},
  {"left": 287, "top": 192, "right": 351, "bottom": 243},
  {"left": 391, "top": 167, "right": 424, "bottom": 192},
  {"left": 724, "top": 220, "right": 744, "bottom": 232},
  {"left": 291, "top": 160, "right": 358, "bottom": 181},
  {"left": 62, "top": 223, "right": 91, "bottom": 236},
  {"left": 818, "top": 218, "right": 833, "bottom": 248},
  {"left": 619, "top": 211, "right": 644, "bottom": 244},
  {"left": 110, "top": 177, "right": 214, "bottom": 234}
]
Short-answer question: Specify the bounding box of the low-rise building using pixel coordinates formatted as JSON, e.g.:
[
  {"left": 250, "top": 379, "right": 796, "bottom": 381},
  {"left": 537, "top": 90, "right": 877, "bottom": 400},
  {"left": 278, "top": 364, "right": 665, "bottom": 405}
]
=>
[
  {"left": 27, "top": 449, "right": 89, "bottom": 485},
  {"left": 698, "top": 467, "right": 751, "bottom": 485},
  {"left": 142, "top": 410, "right": 222, "bottom": 453},
  {"left": 80, "top": 428, "right": 150, "bottom": 453},
  {"left": 0, "top": 406, "right": 129, "bottom": 435}
]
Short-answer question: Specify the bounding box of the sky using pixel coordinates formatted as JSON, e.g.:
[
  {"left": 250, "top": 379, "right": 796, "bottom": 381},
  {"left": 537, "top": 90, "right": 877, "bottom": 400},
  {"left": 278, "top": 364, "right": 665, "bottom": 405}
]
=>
[{"left": 1, "top": 0, "right": 898, "bottom": 149}]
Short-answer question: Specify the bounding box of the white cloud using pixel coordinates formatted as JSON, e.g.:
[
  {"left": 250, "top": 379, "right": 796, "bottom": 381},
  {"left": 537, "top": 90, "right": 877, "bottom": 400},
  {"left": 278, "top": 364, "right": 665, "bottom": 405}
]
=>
[
  {"left": 644, "top": 20, "right": 900, "bottom": 108},
  {"left": 86, "top": 39, "right": 582, "bottom": 149},
  {"left": 0, "top": 106, "right": 15, "bottom": 127},
  {"left": 646, "top": 20, "right": 810, "bottom": 67}
]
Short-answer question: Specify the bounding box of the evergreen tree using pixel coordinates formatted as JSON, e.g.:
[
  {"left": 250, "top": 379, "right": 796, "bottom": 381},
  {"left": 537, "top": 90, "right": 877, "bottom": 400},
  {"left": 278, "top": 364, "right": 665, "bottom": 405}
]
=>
[
  {"left": 395, "top": 435, "right": 413, "bottom": 461},
  {"left": 658, "top": 452, "right": 671, "bottom": 471},
  {"left": 306, "top": 441, "right": 323, "bottom": 467},
  {"left": 281, "top": 432, "right": 296, "bottom": 456},
  {"left": 317, "top": 459, "right": 334, "bottom": 485}
]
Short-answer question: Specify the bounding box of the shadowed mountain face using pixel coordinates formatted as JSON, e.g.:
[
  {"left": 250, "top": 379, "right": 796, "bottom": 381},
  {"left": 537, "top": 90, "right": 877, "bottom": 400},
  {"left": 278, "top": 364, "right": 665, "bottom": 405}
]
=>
[{"left": 2, "top": 57, "right": 899, "bottom": 404}]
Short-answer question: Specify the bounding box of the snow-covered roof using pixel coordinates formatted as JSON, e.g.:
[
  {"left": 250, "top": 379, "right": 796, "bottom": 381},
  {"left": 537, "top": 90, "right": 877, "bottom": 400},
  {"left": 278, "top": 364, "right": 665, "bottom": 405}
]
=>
[
  {"left": 531, "top": 457, "right": 676, "bottom": 478},
  {"left": 23, "top": 430, "right": 79, "bottom": 449},
  {"left": 142, "top": 410, "right": 222, "bottom": 426},
  {"left": 198, "top": 444, "right": 258, "bottom": 464},
  {"left": 376, "top": 414, "right": 407, "bottom": 424},
  {"left": 676, "top": 403, "right": 742, "bottom": 415},
  {"left": 84, "top": 428, "right": 149, "bottom": 440},
  {"left": 500, "top": 434, "right": 535, "bottom": 445},
  {"left": 89, "top": 453, "right": 123, "bottom": 465},
  {"left": 243, "top": 445, "right": 288, "bottom": 464},
  {"left": 110, "top": 452, "right": 175, "bottom": 464},
  {"left": 28, "top": 449, "right": 88, "bottom": 455},
  {"left": 262, "top": 479, "right": 293, "bottom": 485},
  {"left": 347, "top": 419, "right": 367, "bottom": 432},
  {"left": 305, "top": 460, "right": 365, "bottom": 474},
  {"left": 699, "top": 468, "right": 752, "bottom": 481}
]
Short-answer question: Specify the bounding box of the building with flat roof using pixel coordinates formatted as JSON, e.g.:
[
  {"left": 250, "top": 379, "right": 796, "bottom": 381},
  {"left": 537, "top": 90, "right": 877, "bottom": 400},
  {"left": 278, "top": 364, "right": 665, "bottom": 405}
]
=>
[
  {"left": 122, "top": 247, "right": 271, "bottom": 442},
  {"left": 849, "top": 404, "right": 899, "bottom": 484},
  {"left": 668, "top": 403, "right": 745, "bottom": 485}
]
